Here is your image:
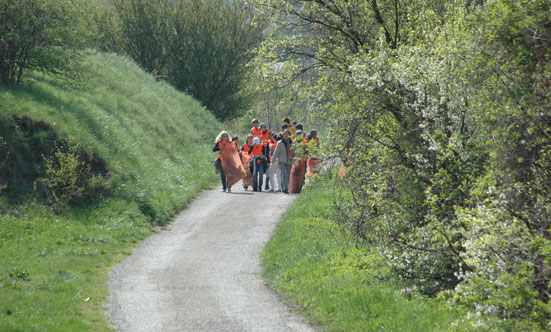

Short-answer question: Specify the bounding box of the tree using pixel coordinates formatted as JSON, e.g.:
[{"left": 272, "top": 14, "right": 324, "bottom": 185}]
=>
[
  {"left": 112, "top": 0, "right": 172, "bottom": 77},
  {"left": 0, "top": 0, "right": 87, "bottom": 84},
  {"left": 168, "top": 0, "right": 264, "bottom": 119}
]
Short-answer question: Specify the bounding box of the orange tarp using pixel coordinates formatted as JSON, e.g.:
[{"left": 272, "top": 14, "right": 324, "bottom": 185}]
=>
[
  {"left": 240, "top": 151, "right": 254, "bottom": 187},
  {"left": 289, "top": 159, "right": 306, "bottom": 194},
  {"left": 220, "top": 148, "right": 247, "bottom": 187},
  {"left": 306, "top": 158, "right": 322, "bottom": 177}
]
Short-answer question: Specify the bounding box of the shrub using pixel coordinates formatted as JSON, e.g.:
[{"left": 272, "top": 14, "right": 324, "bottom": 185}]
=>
[{"left": 36, "top": 144, "right": 105, "bottom": 210}]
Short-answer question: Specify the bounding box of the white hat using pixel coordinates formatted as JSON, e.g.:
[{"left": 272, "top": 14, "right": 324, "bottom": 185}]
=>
[{"left": 253, "top": 137, "right": 260, "bottom": 144}]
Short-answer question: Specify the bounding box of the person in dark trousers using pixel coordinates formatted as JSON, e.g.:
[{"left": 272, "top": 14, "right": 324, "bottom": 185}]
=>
[
  {"left": 241, "top": 134, "right": 254, "bottom": 190},
  {"left": 272, "top": 130, "right": 294, "bottom": 194},
  {"left": 247, "top": 137, "right": 269, "bottom": 192},
  {"left": 213, "top": 131, "right": 233, "bottom": 192}
]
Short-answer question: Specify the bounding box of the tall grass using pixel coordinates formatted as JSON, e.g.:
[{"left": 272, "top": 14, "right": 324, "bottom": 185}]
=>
[
  {"left": 263, "top": 176, "right": 466, "bottom": 331},
  {"left": 0, "top": 52, "right": 222, "bottom": 223},
  {"left": 0, "top": 52, "right": 223, "bottom": 331}
]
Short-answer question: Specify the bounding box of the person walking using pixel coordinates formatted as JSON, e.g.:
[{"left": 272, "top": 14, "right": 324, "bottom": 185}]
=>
[
  {"left": 213, "top": 131, "right": 233, "bottom": 192},
  {"left": 268, "top": 132, "right": 282, "bottom": 192},
  {"left": 272, "top": 130, "right": 294, "bottom": 194},
  {"left": 247, "top": 137, "right": 269, "bottom": 192},
  {"left": 260, "top": 123, "right": 271, "bottom": 144},
  {"left": 241, "top": 134, "right": 254, "bottom": 190},
  {"left": 260, "top": 123, "right": 272, "bottom": 190}
]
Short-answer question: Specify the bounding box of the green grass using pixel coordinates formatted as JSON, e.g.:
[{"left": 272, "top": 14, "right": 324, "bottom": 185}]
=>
[
  {"left": 0, "top": 52, "right": 223, "bottom": 330},
  {"left": 0, "top": 199, "right": 151, "bottom": 331},
  {"left": 0, "top": 51, "right": 222, "bottom": 224},
  {"left": 262, "top": 177, "right": 465, "bottom": 331}
]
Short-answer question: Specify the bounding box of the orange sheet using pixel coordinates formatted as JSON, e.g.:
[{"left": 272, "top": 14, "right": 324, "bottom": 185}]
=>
[
  {"left": 289, "top": 159, "right": 306, "bottom": 193},
  {"left": 306, "top": 158, "right": 322, "bottom": 177},
  {"left": 220, "top": 148, "right": 247, "bottom": 187},
  {"left": 240, "top": 151, "right": 254, "bottom": 187}
]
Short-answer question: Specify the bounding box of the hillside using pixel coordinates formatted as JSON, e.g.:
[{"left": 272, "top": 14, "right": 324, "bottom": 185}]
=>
[{"left": 0, "top": 52, "right": 222, "bottom": 331}]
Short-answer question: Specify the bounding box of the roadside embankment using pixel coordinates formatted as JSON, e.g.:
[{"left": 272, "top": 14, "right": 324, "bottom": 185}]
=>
[{"left": 0, "top": 52, "right": 222, "bottom": 331}]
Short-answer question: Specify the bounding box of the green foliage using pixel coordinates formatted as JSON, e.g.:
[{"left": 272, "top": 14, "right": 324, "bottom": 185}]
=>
[
  {"left": 7, "top": 269, "right": 31, "bottom": 282},
  {"left": 263, "top": 177, "right": 465, "bottom": 331},
  {"left": 0, "top": 0, "right": 89, "bottom": 84},
  {"left": 36, "top": 144, "right": 105, "bottom": 209},
  {"left": 255, "top": 0, "right": 551, "bottom": 328},
  {"left": 112, "top": 0, "right": 171, "bottom": 76},
  {"left": 0, "top": 115, "right": 62, "bottom": 199},
  {"left": 107, "top": 0, "right": 264, "bottom": 120},
  {"left": 168, "top": 0, "right": 264, "bottom": 120}
]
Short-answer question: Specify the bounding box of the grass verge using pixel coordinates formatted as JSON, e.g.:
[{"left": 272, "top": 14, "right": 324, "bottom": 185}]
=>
[
  {"left": 0, "top": 52, "right": 222, "bottom": 330},
  {"left": 262, "top": 176, "right": 465, "bottom": 331}
]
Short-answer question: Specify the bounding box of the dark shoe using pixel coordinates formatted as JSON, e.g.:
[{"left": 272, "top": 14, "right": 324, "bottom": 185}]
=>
[
  {"left": 222, "top": 188, "right": 226, "bottom": 192},
  {"left": 283, "top": 189, "right": 289, "bottom": 194},
  {"left": 244, "top": 186, "right": 248, "bottom": 191},
  {"left": 258, "top": 187, "right": 262, "bottom": 192},
  {"left": 252, "top": 187, "right": 258, "bottom": 192}
]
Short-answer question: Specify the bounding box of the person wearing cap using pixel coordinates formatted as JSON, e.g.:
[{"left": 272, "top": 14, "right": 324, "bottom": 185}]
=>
[
  {"left": 250, "top": 119, "right": 262, "bottom": 139},
  {"left": 247, "top": 137, "right": 269, "bottom": 192},
  {"left": 272, "top": 130, "right": 294, "bottom": 194}
]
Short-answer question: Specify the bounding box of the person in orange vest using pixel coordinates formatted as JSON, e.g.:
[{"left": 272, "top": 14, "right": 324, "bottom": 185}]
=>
[
  {"left": 305, "top": 129, "right": 319, "bottom": 145},
  {"left": 241, "top": 134, "right": 254, "bottom": 190},
  {"left": 267, "top": 132, "right": 282, "bottom": 192},
  {"left": 212, "top": 131, "right": 234, "bottom": 192},
  {"left": 259, "top": 123, "right": 272, "bottom": 190},
  {"left": 241, "top": 134, "right": 253, "bottom": 152},
  {"left": 247, "top": 137, "right": 269, "bottom": 192},
  {"left": 260, "top": 123, "right": 271, "bottom": 144},
  {"left": 250, "top": 119, "right": 262, "bottom": 139}
]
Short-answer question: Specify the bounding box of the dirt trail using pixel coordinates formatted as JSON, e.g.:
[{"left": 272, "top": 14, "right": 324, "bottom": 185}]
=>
[{"left": 107, "top": 183, "right": 315, "bottom": 332}]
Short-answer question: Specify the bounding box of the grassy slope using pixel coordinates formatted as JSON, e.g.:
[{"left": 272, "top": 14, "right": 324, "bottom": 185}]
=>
[
  {"left": 263, "top": 176, "right": 465, "bottom": 331},
  {"left": 0, "top": 52, "right": 222, "bottom": 331}
]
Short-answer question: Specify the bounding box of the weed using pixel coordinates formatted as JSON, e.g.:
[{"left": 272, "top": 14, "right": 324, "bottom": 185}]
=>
[{"left": 7, "top": 269, "right": 30, "bottom": 282}]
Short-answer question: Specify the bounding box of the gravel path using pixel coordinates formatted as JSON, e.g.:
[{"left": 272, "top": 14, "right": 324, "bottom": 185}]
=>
[{"left": 107, "top": 182, "right": 315, "bottom": 332}]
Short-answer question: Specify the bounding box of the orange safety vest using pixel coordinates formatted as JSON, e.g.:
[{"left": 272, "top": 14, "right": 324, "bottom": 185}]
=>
[
  {"left": 251, "top": 127, "right": 262, "bottom": 138},
  {"left": 250, "top": 144, "right": 265, "bottom": 163},
  {"left": 217, "top": 141, "right": 231, "bottom": 159},
  {"left": 260, "top": 130, "right": 271, "bottom": 144},
  {"left": 241, "top": 143, "right": 252, "bottom": 152}
]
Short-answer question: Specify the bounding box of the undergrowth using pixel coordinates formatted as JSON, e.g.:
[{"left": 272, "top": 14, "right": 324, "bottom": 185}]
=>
[{"left": 262, "top": 175, "right": 467, "bottom": 331}]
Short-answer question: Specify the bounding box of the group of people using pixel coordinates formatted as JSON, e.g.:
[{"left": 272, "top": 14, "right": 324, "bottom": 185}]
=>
[{"left": 213, "top": 117, "right": 319, "bottom": 194}]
